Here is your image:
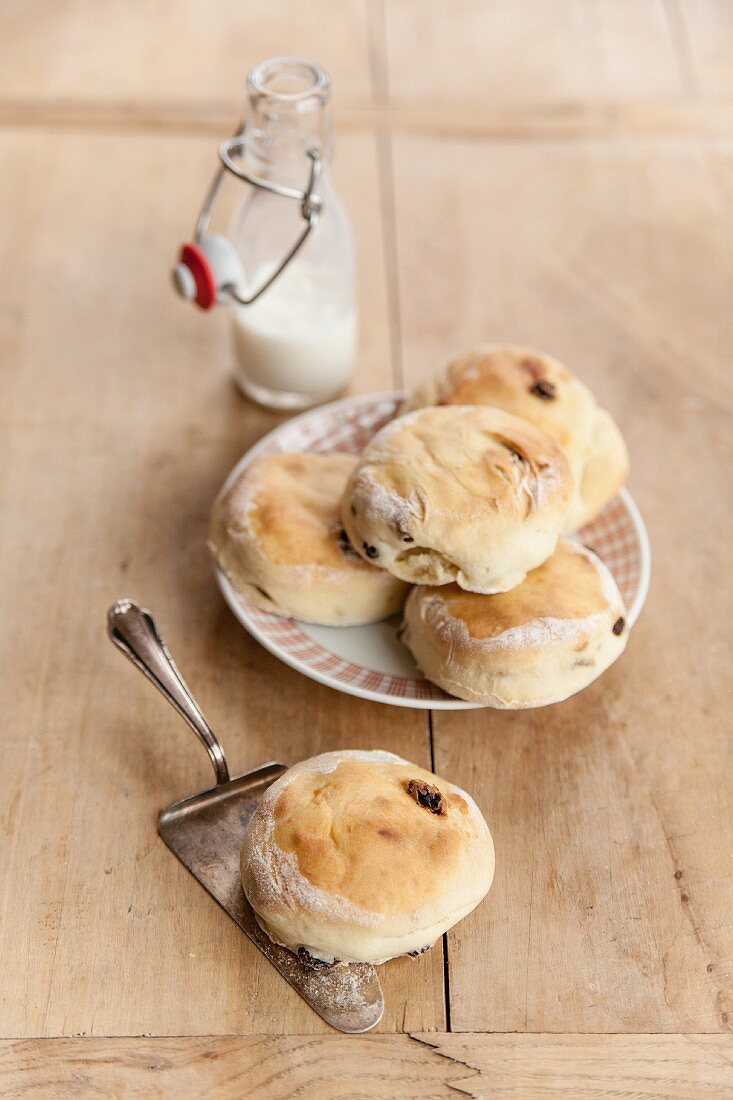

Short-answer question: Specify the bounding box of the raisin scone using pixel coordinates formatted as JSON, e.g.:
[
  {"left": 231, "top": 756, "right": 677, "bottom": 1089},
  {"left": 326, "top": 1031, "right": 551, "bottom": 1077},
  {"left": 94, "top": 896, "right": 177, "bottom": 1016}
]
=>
[
  {"left": 405, "top": 344, "right": 628, "bottom": 532},
  {"left": 241, "top": 749, "right": 495, "bottom": 964},
  {"left": 401, "top": 539, "right": 628, "bottom": 707},
  {"left": 340, "top": 405, "right": 573, "bottom": 594},
  {"left": 210, "top": 452, "right": 407, "bottom": 626}
]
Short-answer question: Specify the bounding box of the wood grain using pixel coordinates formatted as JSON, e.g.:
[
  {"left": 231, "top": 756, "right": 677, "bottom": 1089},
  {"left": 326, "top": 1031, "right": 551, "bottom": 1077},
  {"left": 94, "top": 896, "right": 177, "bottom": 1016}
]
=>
[
  {"left": 1, "top": 1034, "right": 732, "bottom": 1098},
  {"left": 4, "top": 97, "right": 733, "bottom": 145},
  {"left": 677, "top": 0, "right": 733, "bottom": 97},
  {"left": 383, "top": 0, "right": 684, "bottom": 105},
  {"left": 391, "top": 131, "right": 733, "bottom": 1031},
  {"left": 428, "top": 1033, "right": 733, "bottom": 1098},
  {"left": 1, "top": 0, "right": 733, "bottom": 1092},
  {"left": 0, "top": 126, "right": 441, "bottom": 1037},
  {"left": 0, "top": 1036, "right": 466, "bottom": 1100},
  {"left": 0, "top": 0, "right": 374, "bottom": 109}
]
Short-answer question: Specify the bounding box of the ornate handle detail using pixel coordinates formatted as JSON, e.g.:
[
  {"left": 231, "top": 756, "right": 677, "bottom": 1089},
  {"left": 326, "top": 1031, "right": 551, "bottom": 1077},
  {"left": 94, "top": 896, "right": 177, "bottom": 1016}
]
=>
[{"left": 107, "top": 600, "right": 230, "bottom": 786}]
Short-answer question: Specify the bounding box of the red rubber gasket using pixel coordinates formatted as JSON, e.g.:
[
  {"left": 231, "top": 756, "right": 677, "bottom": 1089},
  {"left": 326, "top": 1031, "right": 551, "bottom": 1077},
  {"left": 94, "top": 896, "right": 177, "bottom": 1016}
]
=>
[{"left": 179, "top": 242, "right": 217, "bottom": 310}]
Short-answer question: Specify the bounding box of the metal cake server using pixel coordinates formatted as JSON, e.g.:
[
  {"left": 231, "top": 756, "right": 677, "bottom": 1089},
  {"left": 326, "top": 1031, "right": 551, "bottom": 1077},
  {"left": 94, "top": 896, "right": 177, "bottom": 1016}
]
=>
[{"left": 107, "top": 599, "right": 384, "bottom": 1033}]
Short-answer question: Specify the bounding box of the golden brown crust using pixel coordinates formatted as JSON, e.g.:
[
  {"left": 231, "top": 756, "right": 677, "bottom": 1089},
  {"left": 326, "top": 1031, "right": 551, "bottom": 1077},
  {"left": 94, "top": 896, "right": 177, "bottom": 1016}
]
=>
[
  {"left": 430, "top": 541, "right": 608, "bottom": 641},
  {"left": 272, "top": 760, "right": 476, "bottom": 916},
  {"left": 410, "top": 344, "right": 595, "bottom": 462},
  {"left": 210, "top": 452, "right": 407, "bottom": 625},
  {"left": 222, "top": 453, "right": 372, "bottom": 571},
  {"left": 241, "top": 750, "right": 495, "bottom": 963},
  {"left": 401, "top": 540, "right": 628, "bottom": 708},
  {"left": 406, "top": 345, "right": 629, "bottom": 532},
  {"left": 341, "top": 405, "right": 573, "bottom": 594},
  {"left": 241, "top": 454, "right": 348, "bottom": 569}
]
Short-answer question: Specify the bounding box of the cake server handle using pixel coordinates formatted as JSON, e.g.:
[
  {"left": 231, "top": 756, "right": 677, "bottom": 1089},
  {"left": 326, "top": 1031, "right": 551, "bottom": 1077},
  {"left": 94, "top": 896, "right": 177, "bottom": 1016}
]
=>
[{"left": 107, "top": 599, "right": 230, "bottom": 786}]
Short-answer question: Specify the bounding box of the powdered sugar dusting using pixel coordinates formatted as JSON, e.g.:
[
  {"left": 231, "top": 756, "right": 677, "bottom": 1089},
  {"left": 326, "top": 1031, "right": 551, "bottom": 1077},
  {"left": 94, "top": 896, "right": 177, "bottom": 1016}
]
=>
[
  {"left": 422, "top": 593, "right": 602, "bottom": 653},
  {"left": 532, "top": 460, "right": 567, "bottom": 513},
  {"left": 418, "top": 544, "right": 625, "bottom": 656},
  {"left": 354, "top": 405, "right": 570, "bottom": 532},
  {"left": 244, "top": 749, "right": 489, "bottom": 938},
  {"left": 218, "top": 454, "right": 265, "bottom": 540},
  {"left": 354, "top": 470, "right": 420, "bottom": 528},
  {"left": 246, "top": 751, "right": 410, "bottom": 932},
  {"left": 262, "top": 845, "right": 383, "bottom": 929},
  {"left": 285, "top": 748, "right": 407, "bottom": 779},
  {"left": 298, "top": 956, "right": 375, "bottom": 1011},
  {"left": 214, "top": 393, "right": 647, "bottom": 708}
]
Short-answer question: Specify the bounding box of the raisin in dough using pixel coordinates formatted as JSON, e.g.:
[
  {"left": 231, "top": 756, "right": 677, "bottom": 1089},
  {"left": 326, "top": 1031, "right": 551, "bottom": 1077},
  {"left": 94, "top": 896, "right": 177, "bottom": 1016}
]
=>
[
  {"left": 210, "top": 452, "right": 407, "bottom": 625},
  {"left": 341, "top": 405, "right": 573, "bottom": 594},
  {"left": 241, "top": 750, "right": 495, "bottom": 964},
  {"left": 402, "top": 539, "right": 628, "bottom": 707},
  {"left": 405, "top": 344, "right": 628, "bottom": 532}
]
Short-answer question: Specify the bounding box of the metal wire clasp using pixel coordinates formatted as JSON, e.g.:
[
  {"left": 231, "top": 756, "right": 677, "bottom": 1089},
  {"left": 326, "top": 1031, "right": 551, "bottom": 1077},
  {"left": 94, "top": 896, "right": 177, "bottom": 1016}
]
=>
[{"left": 191, "top": 127, "right": 323, "bottom": 307}]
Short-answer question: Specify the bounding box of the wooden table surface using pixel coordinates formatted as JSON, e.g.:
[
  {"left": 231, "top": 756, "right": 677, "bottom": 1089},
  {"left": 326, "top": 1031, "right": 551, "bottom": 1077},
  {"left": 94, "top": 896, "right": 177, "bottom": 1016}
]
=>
[{"left": 1, "top": 2, "right": 732, "bottom": 1096}]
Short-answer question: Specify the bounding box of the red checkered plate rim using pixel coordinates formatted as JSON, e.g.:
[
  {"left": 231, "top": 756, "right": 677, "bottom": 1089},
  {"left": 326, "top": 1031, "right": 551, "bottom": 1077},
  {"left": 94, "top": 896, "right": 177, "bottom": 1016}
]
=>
[{"left": 214, "top": 392, "right": 651, "bottom": 710}]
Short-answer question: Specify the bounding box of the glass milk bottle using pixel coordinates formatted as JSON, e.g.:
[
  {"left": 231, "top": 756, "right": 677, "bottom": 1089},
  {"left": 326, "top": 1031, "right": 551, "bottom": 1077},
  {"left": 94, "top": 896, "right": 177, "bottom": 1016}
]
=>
[{"left": 227, "top": 58, "right": 357, "bottom": 409}]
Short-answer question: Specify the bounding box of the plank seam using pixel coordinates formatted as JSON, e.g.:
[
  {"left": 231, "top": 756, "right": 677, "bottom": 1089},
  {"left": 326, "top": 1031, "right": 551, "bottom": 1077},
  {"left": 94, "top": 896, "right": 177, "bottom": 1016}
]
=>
[
  {"left": 2, "top": 99, "right": 733, "bottom": 141},
  {"left": 1, "top": 1031, "right": 732, "bottom": 1040},
  {"left": 406, "top": 1033, "right": 485, "bottom": 1099}
]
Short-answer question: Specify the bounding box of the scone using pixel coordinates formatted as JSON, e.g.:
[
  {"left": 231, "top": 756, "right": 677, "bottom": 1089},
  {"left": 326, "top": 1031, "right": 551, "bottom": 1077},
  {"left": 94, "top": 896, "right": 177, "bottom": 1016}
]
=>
[
  {"left": 210, "top": 452, "right": 407, "bottom": 625},
  {"left": 241, "top": 749, "right": 495, "bottom": 964},
  {"left": 406, "top": 344, "right": 628, "bottom": 531},
  {"left": 341, "top": 405, "right": 573, "bottom": 594},
  {"left": 402, "top": 539, "right": 627, "bottom": 707}
]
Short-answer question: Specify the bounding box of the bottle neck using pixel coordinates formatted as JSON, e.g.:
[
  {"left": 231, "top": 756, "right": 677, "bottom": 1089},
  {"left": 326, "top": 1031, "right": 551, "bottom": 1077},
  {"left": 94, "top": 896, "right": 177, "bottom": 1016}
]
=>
[{"left": 244, "top": 58, "right": 332, "bottom": 189}]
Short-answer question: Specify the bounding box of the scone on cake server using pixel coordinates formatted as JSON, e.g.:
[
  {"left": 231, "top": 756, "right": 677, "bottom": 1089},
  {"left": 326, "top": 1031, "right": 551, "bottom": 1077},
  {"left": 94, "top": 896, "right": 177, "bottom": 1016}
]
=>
[
  {"left": 341, "top": 404, "right": 573, "bottom": 594},
  {"left": 401, "top": 539, "right": 628, "bottom": 707},
  {"left": 241, "top": 750, "right": 495, "bottom": 965},
  {"left": 405, "top": 344, "right": 629, "bottom": 532},
  {"left": 210, "top": 452, "right": 408, "bottom": 626}
]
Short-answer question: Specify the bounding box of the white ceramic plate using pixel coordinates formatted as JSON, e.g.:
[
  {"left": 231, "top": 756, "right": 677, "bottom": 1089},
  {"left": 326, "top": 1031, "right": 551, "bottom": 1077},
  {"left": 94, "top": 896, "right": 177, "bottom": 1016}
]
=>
[{"left": 215, "top": 392, "right": 651, "bottom": 709}]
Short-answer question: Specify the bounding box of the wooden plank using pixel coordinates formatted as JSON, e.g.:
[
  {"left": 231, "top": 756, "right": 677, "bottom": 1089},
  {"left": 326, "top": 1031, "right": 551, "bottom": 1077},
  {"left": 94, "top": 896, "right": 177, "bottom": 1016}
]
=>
[
  {"left": 383, "top": 0, "right": 684, "bottom": 106},
  {"left": 1, "top": 0, "right": 731, "bottom": 1055},
  {"left": 677, "top": 1, "right": 733, "bottom": 97},
  {"left": 0, "top": 0, "right": 373, "bottom": 108},
  {"left": 393, "top": 135, "right": 733, "bottom": 407},
  {"left": 426, "top": 1033, "right": 733, "bottom": 1097},
  {"left": 0, "top": 1036, "right": 466, "bottom": 1099},
  {"left": 0, "top": 127, "right": 441, "bottom": 1037},
  {"left": 1, "top": 1034, "right": 732, "bottom": 1098},
  {"left": 390, "top": 132, "right": 733, "bottom": 1032}
]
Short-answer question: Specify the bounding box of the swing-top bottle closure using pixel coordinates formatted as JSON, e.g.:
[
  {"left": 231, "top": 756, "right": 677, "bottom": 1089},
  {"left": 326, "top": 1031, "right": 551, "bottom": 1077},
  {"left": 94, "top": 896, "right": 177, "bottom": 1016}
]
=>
[
  {"left": 173, "top": 58, "right": 356, "bottom": 412},
  {"left": 172, "top": 58, "right": 330, "bottom": 311}
]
